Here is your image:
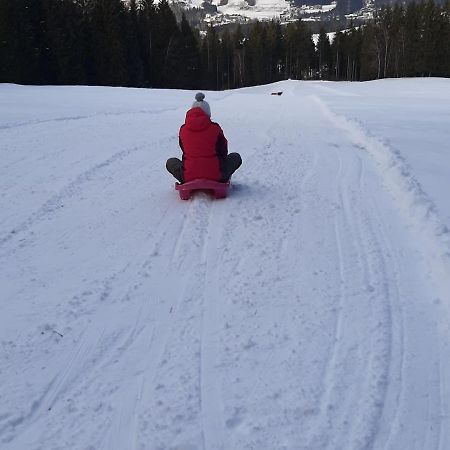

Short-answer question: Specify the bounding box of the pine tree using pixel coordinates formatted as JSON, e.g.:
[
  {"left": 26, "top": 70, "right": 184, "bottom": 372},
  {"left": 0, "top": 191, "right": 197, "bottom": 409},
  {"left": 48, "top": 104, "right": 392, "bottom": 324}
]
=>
[
  {"left": 397, "top": 3, "right": 416, "bottom": 76},
  {"left": 125, "top": 0, "right": 144, "bottom": 86},
  {"left": 247, "top": 21, "right": 269, "bottom": 85},
  {"left": 442, "top": 0, "right": 450, "bottom": 75},
  {"left": 137, "top": 0, "right": 157, "bottom": 86},
  {"left": 177, "top": 14, "right": 201, "bottom": 89},
  {"left": 0, "top": 0, "right": 26, "bottom": 82},
  {"left": 219, "top": 29, "right": 234, "bottom": 90},
  {"left": 43, "top": 0, "right": 88, "bottom": 85},
  {"left": 232, "top": 25, "right": 245, "bottom": 87},
  {"left": 1, "top": 0, "right": 447, "bottom": 88},
  {"left": 331, "top": 31, "right": 343, "bottom": 80},
  {"left": 0, "top": 0, "right": 50, "bottom": 84},
  {"left": 316, "top": 27, "right": 332, "bottom": 79},
  {"left": 285, "top": 20, "right": 315, "bottom": 80},
  {"left": 419, "top": 0, "right": 441, "bottom": 76},
  {"left": 266, "top": 20, "right": 284, "bottom": 82},
  {"left": 87, "top": 0, "right": 128, "bottom": 86},
  {"left": 153, "top": 0, "right": 180, "bottom": 87},
  {"left": 201, "top": 26, "right": 220, "bottom": 90},
  {"left": 345, "top": 26, "right": 362, "bottom": 81},
  {"left": 360, "top": 23, "right": 380, "bottom": 80}
]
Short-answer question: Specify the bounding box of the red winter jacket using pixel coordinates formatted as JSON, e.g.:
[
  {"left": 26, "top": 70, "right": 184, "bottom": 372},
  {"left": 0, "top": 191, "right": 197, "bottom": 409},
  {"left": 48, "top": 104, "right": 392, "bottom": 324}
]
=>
[{"left": 179, "top": 107, "right": 228, "bottom": 182}]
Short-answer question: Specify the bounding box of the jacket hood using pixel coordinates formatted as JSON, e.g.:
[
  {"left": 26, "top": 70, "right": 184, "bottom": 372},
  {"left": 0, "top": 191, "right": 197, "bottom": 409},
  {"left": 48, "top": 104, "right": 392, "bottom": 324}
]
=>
[{"left": 184, "top": 107, "right": 211, "bottom": 132}]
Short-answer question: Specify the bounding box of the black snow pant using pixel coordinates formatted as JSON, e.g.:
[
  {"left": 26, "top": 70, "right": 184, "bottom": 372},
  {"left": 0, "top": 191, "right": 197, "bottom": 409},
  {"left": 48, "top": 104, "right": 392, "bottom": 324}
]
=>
[
  {"left": 166, "top": 158, "right": 184, "bottom": 183},
  {"left": 166, "top": 153, "right": 242, "bottom": 183}
]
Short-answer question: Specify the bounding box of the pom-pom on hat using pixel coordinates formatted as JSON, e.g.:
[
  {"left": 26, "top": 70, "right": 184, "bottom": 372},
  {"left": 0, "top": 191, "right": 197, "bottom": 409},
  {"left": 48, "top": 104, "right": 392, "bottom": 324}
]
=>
[{"left": 191, "top": 92, "right": 211, "bottom": 117}]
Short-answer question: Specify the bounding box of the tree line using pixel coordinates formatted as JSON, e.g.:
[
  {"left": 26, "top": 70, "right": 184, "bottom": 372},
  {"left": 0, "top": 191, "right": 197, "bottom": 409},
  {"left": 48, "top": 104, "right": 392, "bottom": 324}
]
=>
[
  {"left": 0, "top": 0, "right": 449, "bottom": 89},
  {"left": 321, "top": 0, "right": 450, "bottom": 80}
]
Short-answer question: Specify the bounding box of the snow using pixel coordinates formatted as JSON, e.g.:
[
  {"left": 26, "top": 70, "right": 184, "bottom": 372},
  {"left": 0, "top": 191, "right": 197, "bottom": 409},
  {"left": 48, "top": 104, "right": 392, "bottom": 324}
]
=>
[
  {"left": 180, "top": 0, "right": 292, "bottom": 20},
  {"left": 300, "top": 1, "right": 337, "bottom": 15},
  {"left": 312, "top": 31, "right": 337, "bottom": 46},
  {"left": 312, "top": 28, "right": 360, "bottom": 46},
  {"left": 209, "top": 0, "right": 336, "bottom": 21},
  {"left": 215, "top": 0, "right": 290, "bottom": 20},
  {"left": 1, "top": 78, "right": 450, "bottom": 449}
]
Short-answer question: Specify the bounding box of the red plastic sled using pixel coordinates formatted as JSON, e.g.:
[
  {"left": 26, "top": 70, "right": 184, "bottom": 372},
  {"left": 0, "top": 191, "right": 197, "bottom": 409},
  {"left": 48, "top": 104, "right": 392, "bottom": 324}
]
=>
[{"left": 175, "top": 179, "right": 230, "bottom": 200}]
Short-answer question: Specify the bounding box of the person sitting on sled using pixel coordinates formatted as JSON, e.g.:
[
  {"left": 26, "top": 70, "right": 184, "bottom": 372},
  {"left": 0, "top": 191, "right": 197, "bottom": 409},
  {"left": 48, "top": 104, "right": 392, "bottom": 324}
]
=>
[{"left": 166, "top": 93, "right": 242, "bottom": 184}]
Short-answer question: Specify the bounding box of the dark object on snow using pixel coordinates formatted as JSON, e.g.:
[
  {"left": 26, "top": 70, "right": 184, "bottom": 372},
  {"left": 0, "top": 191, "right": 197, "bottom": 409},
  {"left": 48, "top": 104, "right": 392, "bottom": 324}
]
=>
[
  {"left": 175, "top": 179, "right": 230, "bottom": 200},
  {"left": 271, "top": 92, "right": 283, "bottom": 96}
]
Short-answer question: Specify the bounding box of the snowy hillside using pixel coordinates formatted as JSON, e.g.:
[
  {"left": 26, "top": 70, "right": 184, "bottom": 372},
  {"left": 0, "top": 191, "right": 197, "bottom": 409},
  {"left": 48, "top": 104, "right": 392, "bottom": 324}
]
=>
[
  {"left": 213, "top": 0, "right": 291, "bottom": 20},
  {"left": 180, "top": 0, "right": 291, "bottom": 20},
  {"left": 1, "top": 79, "right": 450, "bottom": 450}
]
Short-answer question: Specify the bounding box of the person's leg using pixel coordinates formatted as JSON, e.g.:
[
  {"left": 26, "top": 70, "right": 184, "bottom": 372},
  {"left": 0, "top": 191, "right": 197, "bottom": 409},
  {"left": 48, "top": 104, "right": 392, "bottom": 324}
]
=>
[
  {"left": 221, "top": 153, "right": 242, "bottom": 181},
  {"left": 166, "top": 158, "right": 184, "bottom": 183}
]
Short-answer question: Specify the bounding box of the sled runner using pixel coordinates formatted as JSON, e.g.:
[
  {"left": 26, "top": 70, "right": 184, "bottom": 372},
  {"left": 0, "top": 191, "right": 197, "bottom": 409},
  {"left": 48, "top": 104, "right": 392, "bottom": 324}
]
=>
[{"left": 175, "top": 179, "right": 230, "bottom": 200}]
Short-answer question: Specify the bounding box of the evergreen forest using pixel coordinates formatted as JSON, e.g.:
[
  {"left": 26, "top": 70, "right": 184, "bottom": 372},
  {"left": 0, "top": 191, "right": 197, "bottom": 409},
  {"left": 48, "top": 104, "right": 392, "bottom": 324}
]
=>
[{"left": 0, "top": 0, "right": 449, "bottom": 89}]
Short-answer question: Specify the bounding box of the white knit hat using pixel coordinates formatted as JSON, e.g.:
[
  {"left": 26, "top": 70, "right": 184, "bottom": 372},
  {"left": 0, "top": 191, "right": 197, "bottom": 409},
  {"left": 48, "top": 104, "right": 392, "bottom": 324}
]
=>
[{"left": 191, "top": 92, "right": 211, "bottom": 117}]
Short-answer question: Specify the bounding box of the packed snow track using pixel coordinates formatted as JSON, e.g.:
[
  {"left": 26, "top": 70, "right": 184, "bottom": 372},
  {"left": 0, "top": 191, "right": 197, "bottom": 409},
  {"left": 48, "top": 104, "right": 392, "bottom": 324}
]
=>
[{"left": 1, "top": 79, "right": 450, "bottom": 450}]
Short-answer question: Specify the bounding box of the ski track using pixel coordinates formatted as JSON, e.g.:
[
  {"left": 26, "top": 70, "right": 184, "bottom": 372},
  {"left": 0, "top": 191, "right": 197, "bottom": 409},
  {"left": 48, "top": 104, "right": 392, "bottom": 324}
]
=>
[
  {"left": 1, "top": 142, "right": 146, "bottom": 249},
  {"left": 0, "top": 108, "right": 176, "bottom": 131},
  {"left": 0, "top": 130, "right": 177, "bottom": 251},
  {"left": 310, "top": 88, "right": 449, "bottom": 450},
  {"left": 1, "top": 82, "right": 449, "bottom": 450},
  {"left": 200, "top": 201, "right": 226, "bottom": 450}
]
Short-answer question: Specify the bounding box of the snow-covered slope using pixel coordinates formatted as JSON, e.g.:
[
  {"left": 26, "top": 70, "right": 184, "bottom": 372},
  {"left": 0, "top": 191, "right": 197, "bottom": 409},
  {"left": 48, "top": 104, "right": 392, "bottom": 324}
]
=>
[
  {"left": 214, "top": 0, "right": 290, "bottom": 20},
  {"left": 181, "top": 0, "right": 293, "bottom": 20},
  {"left": 1, "top": 79, "right": 450, "bottom": 450}
]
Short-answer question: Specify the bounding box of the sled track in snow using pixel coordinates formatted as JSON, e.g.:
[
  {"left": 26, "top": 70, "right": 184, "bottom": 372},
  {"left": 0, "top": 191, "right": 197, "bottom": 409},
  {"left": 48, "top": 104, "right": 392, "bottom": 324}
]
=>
[
  {"left": 0, "top": 89, "right": 235, "bottom": 133},
  {"left": 0, "top": 107, "right": 186, "bottom": 132},
  {"left": 334, "top": 150, "right": 394, "bottom": 449},
  {"left": 200, "top": 201, "right": 227, "bottom": 450},
  {"left": 311, "top": 94, "right": 450, "bottom": 285},
  {"left": 1, "top": 197, "right": 195, "bottom": 448},
  {"left": 292, "top": 117, "right": 398, "bottom": 448},
  {"left": 0, "top": 135, "right": 175, "bottom": 251},
  {"left": 311, "top": 92, "right": 448, "bottom": 450},
  {"left": 150, "top": 196, "right": 228, "bottom": 449}
]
